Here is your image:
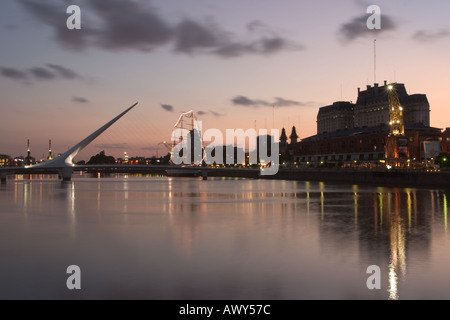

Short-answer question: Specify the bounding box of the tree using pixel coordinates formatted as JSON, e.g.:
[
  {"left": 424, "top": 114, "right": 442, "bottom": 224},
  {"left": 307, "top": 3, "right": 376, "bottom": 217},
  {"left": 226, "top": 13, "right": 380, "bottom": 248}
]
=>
[
  {"left": 87, "top": 151, "right": 116, "bottom": 165},
  {"left": 436, "top": 153, "right": 450, "bottom": 168}
]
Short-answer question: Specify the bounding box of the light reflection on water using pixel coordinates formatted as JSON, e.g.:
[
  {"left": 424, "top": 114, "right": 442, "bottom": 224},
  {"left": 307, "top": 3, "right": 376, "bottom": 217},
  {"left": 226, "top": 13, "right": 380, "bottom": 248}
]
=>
[{"left": 0, "top": 175, "right": 449, "bottom": 299}]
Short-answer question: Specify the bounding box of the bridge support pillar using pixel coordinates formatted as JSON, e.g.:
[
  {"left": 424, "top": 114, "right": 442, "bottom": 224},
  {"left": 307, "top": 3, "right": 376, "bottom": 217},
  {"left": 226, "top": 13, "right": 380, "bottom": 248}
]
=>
[
  {"left": 60, "top": 167, "right": 73, "bottom": 182},
  {"left": 202, "top": 170, "right": 208, "bottom": 180},
  {"left": 1, "top": 172, "right": 7, "bottom": 185}
]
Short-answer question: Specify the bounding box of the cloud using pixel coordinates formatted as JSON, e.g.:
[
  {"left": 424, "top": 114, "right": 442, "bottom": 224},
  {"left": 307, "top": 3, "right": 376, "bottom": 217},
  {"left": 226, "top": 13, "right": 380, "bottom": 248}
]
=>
[
  {"left": 232, "top": 95, "right": 311, "bottom": 108},
  {"left": 89, "top": 0, "right": 173, "bottom": 51},
  {"left": 232, "top": 95, "right": 263, "bottom": 107},
  {"left": 173, "top": 19, "right": 220, "bottom": 54},
  {"left": 47, "top": 64, "right": 80, "bottom": 79},
  {"left": 161, "top": 104, "right": 174, "bottom": 112},
  {"left": 18, "top": 0, "right": 89, "bottom": 50},
  {"left": 194, "top": 110, "right": 224, "bottom": 117},
  {"left": 95, "top": 143, "right": 128, "bottom": 149},
  {"left": 142, "top": 147, "right": 158, "bottom": 151},
  {"left": 29, "top": 67, "right": 56, "bottom": 80},
  {"left": 338, "top": 14, "right": 396, "bottom": 43},
  {"left": 0, "top": 64, "right": 83, "bottom": 84},
  {"left": 247, "top": 20, "right": 269, "bottom": 32},
  {"left": 412, "top": 29, "right": 450, "bottom": 42},
  {"left": 72, "top": 96, "right": 89, "bottom": 103},
  {"left": 209, "top": 110, "right": 224, "bottom": 117},
  {"left": 213, "top": 36, "right": 301, "bottom": 58},
  {"left": 273, "top": 97, "right": 306, "bottom": 107},
  {"left": 0, "top": 67, "right": 29, "bottom": 80},
  {"left": 19, "top": 0, "right": 302, "bottom": 57},
  {"left": 3, "top": 24, "right": 18, "bottom": 30}
]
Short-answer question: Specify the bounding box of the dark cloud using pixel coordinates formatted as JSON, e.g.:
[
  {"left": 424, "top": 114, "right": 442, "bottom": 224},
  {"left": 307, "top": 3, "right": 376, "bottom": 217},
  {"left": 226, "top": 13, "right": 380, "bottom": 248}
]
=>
[
  {"left": 0, "top": 64, "right": 83, "bottom": 84},
  {"left": 232, "top": 95, "right": 310, "bottom": 108},
  {"left": 89, "top": 0, "right": 173, "bottom": 51},
  {"left": 161, "top": 104, "right": 174, "bottom": 112},
  {"left": 19, "top": 0, "right": 302, "bottom": 57},
  {"left": 247, "top": 20, "right": 269, "bottom": 32},
  {"left": 174, "top": 19, "right": 221, "bottom": 54},
  {"left": 47, "top": 64, "right": 80, "bottom": 79},
  {"left": 194, "top": 110, "right": 224, "bottom": 117},
  {"left": 273, "top": 97, "right": 306, "bottom": 107},
  {"left": 209, "top": 110, "right": 224, "bottom": 117},
  {"left": 338, "top": 14, "right": 396, "bottom": 43},
  {"left": 18, "top": 0, "right": 89, "bottom": 50},
  {"left": 0, "top": 67, "right": 28, "bottom": 80},
  {"left": 214, "top": 36, "right": 300, "bottom": 58},
  {"left": 29, "top": 67, "right": 56, "bottom": 80},
  {"left": 96, "top": 143, "right": 128, "bottom": 149},
  {"left": 232, "top": 96, "right": 259, "bottom": 106},
  {"left": 412, "top": 29, "right": 450, "bottom": 42},
  {"left": 72, "top": 96, "right": 89, "bottom": 103}
]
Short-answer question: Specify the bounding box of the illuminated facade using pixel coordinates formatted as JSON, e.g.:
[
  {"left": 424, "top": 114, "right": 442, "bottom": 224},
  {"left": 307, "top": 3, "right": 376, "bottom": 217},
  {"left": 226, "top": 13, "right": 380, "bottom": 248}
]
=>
[
  {"left": 316, "top": 82, "right": 431, "bottom": 135},
  {"left": 355, "top": 82, "right": 430, "bottom": 129},
  {"left": 281, "top": 82, "right": 444, "bottom": 167},
  {"left": 0, "top": 154, "right": 12, "bottom": 167},
  {"left": 292, "top": 125, "right": 442, "bottom": 167}
]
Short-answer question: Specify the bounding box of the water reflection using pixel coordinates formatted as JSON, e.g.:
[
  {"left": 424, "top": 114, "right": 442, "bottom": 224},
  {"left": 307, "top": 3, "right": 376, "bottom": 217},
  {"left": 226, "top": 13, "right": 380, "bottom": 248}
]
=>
[
  {"left": 444, "top": 194, "right": 448, "bottom": 233},
  {"left": 1, "top": 176, "right": 450, "bottom": 299},
  {"left": 304, "top": 182, "right": 447, "bottom": 299},
  {"left": 387, "top": 191, "right": 406, "bottom": 300}
]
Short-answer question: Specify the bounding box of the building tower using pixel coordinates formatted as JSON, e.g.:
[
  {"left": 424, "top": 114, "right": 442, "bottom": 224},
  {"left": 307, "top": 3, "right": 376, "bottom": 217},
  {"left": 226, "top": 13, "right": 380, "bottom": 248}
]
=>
[
  {"left": 290, "top": 126, "right": 298, "bottom": 145},
  {"left": 280, "top": 128, "right": 288, "bottom": 154},
  {"left": 48, "top": 140, "right": 53, "bottom": 160}
]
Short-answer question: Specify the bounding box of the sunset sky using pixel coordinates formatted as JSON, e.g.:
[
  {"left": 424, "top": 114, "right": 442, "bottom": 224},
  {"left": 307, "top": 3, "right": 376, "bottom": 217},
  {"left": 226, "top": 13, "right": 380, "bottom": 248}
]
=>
[{"left": 1, "top": 0, "right": 450, "bottom": 161}]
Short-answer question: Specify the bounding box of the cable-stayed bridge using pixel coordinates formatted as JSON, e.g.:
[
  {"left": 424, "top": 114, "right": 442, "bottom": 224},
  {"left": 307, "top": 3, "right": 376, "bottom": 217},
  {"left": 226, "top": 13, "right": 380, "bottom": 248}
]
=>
[{"left": 0, "top": 103, "right": 260, "bottom": 184}]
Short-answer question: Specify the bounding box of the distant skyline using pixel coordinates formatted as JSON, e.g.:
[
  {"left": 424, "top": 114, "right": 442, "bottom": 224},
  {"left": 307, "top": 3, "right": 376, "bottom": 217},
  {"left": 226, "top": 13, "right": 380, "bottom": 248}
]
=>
[{"left": 1, "top": 0, "right": 450, "bottom": 161}]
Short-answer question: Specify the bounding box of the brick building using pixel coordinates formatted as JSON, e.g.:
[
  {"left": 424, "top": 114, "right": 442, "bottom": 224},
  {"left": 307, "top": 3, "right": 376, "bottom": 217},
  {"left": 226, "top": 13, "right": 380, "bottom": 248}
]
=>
[
  {"left": 0, "top": 154, "right": 12, "bottom": 167},
  {"left": 280, "top": 82, "right": 444, "bottom": 168},
  {"left": 441, "top": 128, "right": 450, "bottom": 154},
  {"left": 292, "top": 124, "right": 441, "bottom": 167},
  {"left": 354, "top": 82, "right": 430, "bottom": 128},
  {"left": 317, "top": 101, "right": 355, "bottom": 134}
]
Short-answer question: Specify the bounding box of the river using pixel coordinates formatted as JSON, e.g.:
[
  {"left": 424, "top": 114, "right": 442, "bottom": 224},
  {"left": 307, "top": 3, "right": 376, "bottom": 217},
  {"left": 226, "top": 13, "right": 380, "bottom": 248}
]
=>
[{"left": 0, "top": 175, "right": 449, "bottom": 299}]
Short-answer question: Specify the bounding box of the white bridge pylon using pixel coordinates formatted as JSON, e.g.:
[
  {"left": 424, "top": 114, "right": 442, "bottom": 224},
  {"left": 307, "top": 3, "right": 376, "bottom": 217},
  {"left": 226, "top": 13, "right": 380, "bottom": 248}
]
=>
[{"left": 31, "top": 102, "right": 138, "bottom": 180}]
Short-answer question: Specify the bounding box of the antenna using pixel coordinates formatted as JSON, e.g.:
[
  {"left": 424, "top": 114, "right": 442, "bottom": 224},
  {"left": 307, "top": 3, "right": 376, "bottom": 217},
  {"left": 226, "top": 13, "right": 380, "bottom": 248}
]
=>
[
  {"left": 374, "top": 39, "right": 377, "bottom": 84},
  {"left": 272, "top": 105, "right": 275, "bottom": 129},
  {"left": 48, "top": 139, "right": 53, "bottom": 160}
]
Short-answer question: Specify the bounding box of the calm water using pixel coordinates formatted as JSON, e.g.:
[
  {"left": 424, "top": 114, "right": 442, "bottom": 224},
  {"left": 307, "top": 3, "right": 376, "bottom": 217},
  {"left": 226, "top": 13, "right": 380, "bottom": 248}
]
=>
[{"left": 0, "top": 175, "right": 449, "bottom": 300}]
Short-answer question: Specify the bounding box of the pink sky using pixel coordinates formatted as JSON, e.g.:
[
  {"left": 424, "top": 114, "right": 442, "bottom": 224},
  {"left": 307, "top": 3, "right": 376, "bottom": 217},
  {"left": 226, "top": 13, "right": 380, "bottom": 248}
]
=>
[{"left": 1, "top": 1, "right": 449, "bottom": 161}]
